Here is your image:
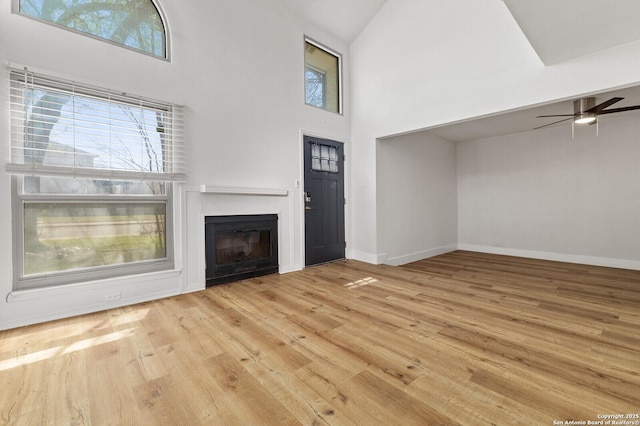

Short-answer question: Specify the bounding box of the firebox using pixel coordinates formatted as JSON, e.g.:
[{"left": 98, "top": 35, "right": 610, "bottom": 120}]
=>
[{"left": 204, "top": 214, "right": 278, "bottom": 286}]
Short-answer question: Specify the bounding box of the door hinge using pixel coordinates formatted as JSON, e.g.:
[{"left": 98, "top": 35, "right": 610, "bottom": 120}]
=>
[{"left": 344, "top": 198, "right": 347, "bottom": 205}]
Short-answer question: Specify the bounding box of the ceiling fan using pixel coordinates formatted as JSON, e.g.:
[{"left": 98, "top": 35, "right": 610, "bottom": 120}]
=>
[{"left": 534, "top": 97, "right": 640, "bottom": 130}]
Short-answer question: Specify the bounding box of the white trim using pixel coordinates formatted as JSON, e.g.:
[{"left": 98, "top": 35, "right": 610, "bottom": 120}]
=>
[
  {"left": 351, "top": 250, "right": 386, "bottom": 265},
  {"left": 188, "top": 185, "right": 295, "bottom": 289},
  {"left": 7, "top": 268, "right": 182, "bottom": 303},
  {"left": 12, "top": 179, "right": 176, "bottom": 289},
  {"left": 1, "top": 286, "right": 180, "bottom": 331},
  {"left": 11, "top": 0, "right": 170, "bottom": 61},
  {"left": 304, "top": 36, "right": 343, "bottom": 115},
  {"left": 384, "top": 245, "right": 458, "bottom": 266},
  {"left": 182, "top": 185, "right": 202, "bottom": 193},
  {"left": 299, "top": 130, "right": 351, "bottom": 270},
  {"left": 183, "top": 281, "right": 205, "bottom": 294},
  {"left": 300, "top": 135, "right": 347, "bottom": 268},
  {"left": 150, "top": 0, "right": 172, "bottom": 61},
  {"left": 458, "top": 244, "right": 640, "bottom": 271},
  {"left": 5, "top": 61, "right": 185, "bottom": 105},
  {"left": 6, "top": 164, "right": 186, "bottom": 182},
  {"left": 199, "top": 185, "right": 288, "bottom": 196},
  {"left": 278, "top": 265, "right": 301, "bottom": 275}
]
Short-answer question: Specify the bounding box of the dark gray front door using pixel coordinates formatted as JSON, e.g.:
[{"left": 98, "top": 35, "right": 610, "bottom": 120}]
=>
[{"left": 304, "top": 136, "right": 345, "bottom": 266}]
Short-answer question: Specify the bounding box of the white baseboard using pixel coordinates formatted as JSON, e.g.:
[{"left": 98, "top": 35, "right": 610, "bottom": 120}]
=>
[
  {"left": 385, "top": 244, "right": 458, "bottom": 266},
  {"left": 458, "top": 244, "right": 640, "bottom": 271},
  {"left": 182, "top": 283, "right": 205, "bottom": 293},
  {"left": 350, "top": 250, "right": 387, "bottom": 265},
  {"left": 278, "top": 265, "right": 302, "bottom": 275},
  {"left": 1, "top": 288, "right": 181, "bottom": 331}
]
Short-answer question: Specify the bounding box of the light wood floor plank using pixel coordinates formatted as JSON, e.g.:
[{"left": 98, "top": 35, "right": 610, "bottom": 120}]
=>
[{"left": 1, "top": 250, "right": 638, "bottom": 425}]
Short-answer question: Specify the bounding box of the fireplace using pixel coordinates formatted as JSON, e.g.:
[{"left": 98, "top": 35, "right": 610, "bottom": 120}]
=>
[{"left": 205, "top": 214, "right": 278, "bottom": 286}]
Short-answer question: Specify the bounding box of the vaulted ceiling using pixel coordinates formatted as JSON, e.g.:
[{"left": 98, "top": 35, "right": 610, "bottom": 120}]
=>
[
  {"left": 279, "top": 0, "right": 640, "bottom": 61},
  {"left": 433, "top": 0, "right": 640, "bottom": 141},
  {"left": 502, "top": 0, "right": 640, "bottom": 65},
  {"left": 281, "top": 0, "right": 640, "bottom": 141},
  {"left": 277, "top": 0, "right": 387, "bottom": 43}
]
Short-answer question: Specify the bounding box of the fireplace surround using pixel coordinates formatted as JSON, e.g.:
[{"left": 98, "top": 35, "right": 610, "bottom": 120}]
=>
[{"left": 204, "top": 214, "right": 278, "bottom": 286}]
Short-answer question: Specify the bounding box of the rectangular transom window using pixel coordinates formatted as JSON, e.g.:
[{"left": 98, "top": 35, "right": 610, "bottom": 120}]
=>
[
  {"left": 7, "top": 67, "right": 184, "bottom": 289},
  {"left": 304, "top": 38, "right": 341, "bottom": 114}
]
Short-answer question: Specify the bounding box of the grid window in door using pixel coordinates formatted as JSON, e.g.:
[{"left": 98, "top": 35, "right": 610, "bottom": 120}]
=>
[{"left": 311, "top": 143, "right": 339, "bottom": 173}]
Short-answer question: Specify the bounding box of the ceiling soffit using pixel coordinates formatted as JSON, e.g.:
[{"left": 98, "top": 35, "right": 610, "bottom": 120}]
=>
[{"left": 503, "top": 0, "right": 640, "bottom": 65}]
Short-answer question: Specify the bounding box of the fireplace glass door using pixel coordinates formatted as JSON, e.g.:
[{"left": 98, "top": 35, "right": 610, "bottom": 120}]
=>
[
  {"left": 205, "top": 214, "right": 278, "bottom": 285},
  {"left": 215, "top": 230, "right": 271, "bottom": 264}
]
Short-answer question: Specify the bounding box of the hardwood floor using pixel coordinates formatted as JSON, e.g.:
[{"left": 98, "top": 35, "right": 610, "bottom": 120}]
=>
[{"left": 1, "top": 251, "right": 639, "bottom": 425}]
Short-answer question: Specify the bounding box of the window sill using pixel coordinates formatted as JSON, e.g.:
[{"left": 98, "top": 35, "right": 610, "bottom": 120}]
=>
[{"left": 6, "top": 268, "right": 182, "bottom": 303}]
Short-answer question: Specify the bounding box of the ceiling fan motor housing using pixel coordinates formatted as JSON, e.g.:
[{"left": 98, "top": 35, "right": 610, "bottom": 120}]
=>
[
  {"left": 573, "top": 97, "right": 597, "bottom": 123},
  {"left": 574, "top": 97, "right": 596, "bottom": 114}
]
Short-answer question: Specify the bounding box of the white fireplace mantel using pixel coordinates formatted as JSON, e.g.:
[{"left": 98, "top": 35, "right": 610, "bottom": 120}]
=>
[
  {"left": 183, "top": 183, "right": 296, "bottom": 294},
  {"left": 199, "top": 185, "right": 289, "bottom": 197}
]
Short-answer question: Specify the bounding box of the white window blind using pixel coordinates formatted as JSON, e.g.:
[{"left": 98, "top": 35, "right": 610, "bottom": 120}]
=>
[{"left": 7, "top": 68, "right": 185, "bottom": 181}]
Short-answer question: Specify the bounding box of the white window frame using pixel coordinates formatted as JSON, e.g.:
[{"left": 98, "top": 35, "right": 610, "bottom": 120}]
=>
[
  {"left": 12, "top": 180, "right": 175, "bottom": 289},
  {"left": 8, "top": 67, "right": 184, "bottom": 290},
  {"left": 12, "top": 0, "right": 171, "bottom": 60},
  {"left": 304, "top": 37, "right": 343, "bottom": 115}
]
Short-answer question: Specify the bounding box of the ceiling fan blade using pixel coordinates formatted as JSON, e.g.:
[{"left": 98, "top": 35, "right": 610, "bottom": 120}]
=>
[
  {"left": 533, "top": 117, "right": 574, "bottom": 130},
  {"left": 598, "top": 105, "right": 640, "bottom": 114},
  {"left": 536, "top": 114, "right": 576, "bottom": 118},
  {"left": 586, "top": 97, "right": 623, "bottom": 114}
]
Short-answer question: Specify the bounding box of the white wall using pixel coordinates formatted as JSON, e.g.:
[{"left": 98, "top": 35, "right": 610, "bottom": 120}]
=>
[
  {"left": 350, "top": 0, "right": 640, "bottom": 263},
  {"left": 0, "top": 0, "right": 351, "bottom": 329},
  {"left": 457, "top": 114, "right": 640, "bottom": 269},
  {"left": 377, "top": 132, "right": 457, "bottom": 265}
]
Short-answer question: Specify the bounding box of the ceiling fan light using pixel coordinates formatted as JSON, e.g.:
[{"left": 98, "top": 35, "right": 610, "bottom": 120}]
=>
[{"left": 574, "top": 114, "right": 596, "bottom": 124}]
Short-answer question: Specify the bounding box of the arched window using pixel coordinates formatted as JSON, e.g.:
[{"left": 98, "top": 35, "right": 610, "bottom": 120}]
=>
[{"left": 18, "top": 0, "right": 168, "bottom": 59}]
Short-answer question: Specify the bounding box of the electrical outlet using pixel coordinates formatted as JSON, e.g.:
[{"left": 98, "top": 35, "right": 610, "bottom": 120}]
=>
[{"left": 105, "top": 292, "right": 121, "bottom": 301}]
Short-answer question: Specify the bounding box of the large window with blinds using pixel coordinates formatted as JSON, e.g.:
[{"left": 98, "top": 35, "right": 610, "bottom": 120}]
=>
[{"left": 8, "top": 68, "right": 185, "bottom": 289}]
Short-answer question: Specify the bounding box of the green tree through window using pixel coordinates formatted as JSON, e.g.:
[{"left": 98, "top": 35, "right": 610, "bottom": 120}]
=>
[{"left": 19, "top": 0, "right": 166, "bottom": 58}]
